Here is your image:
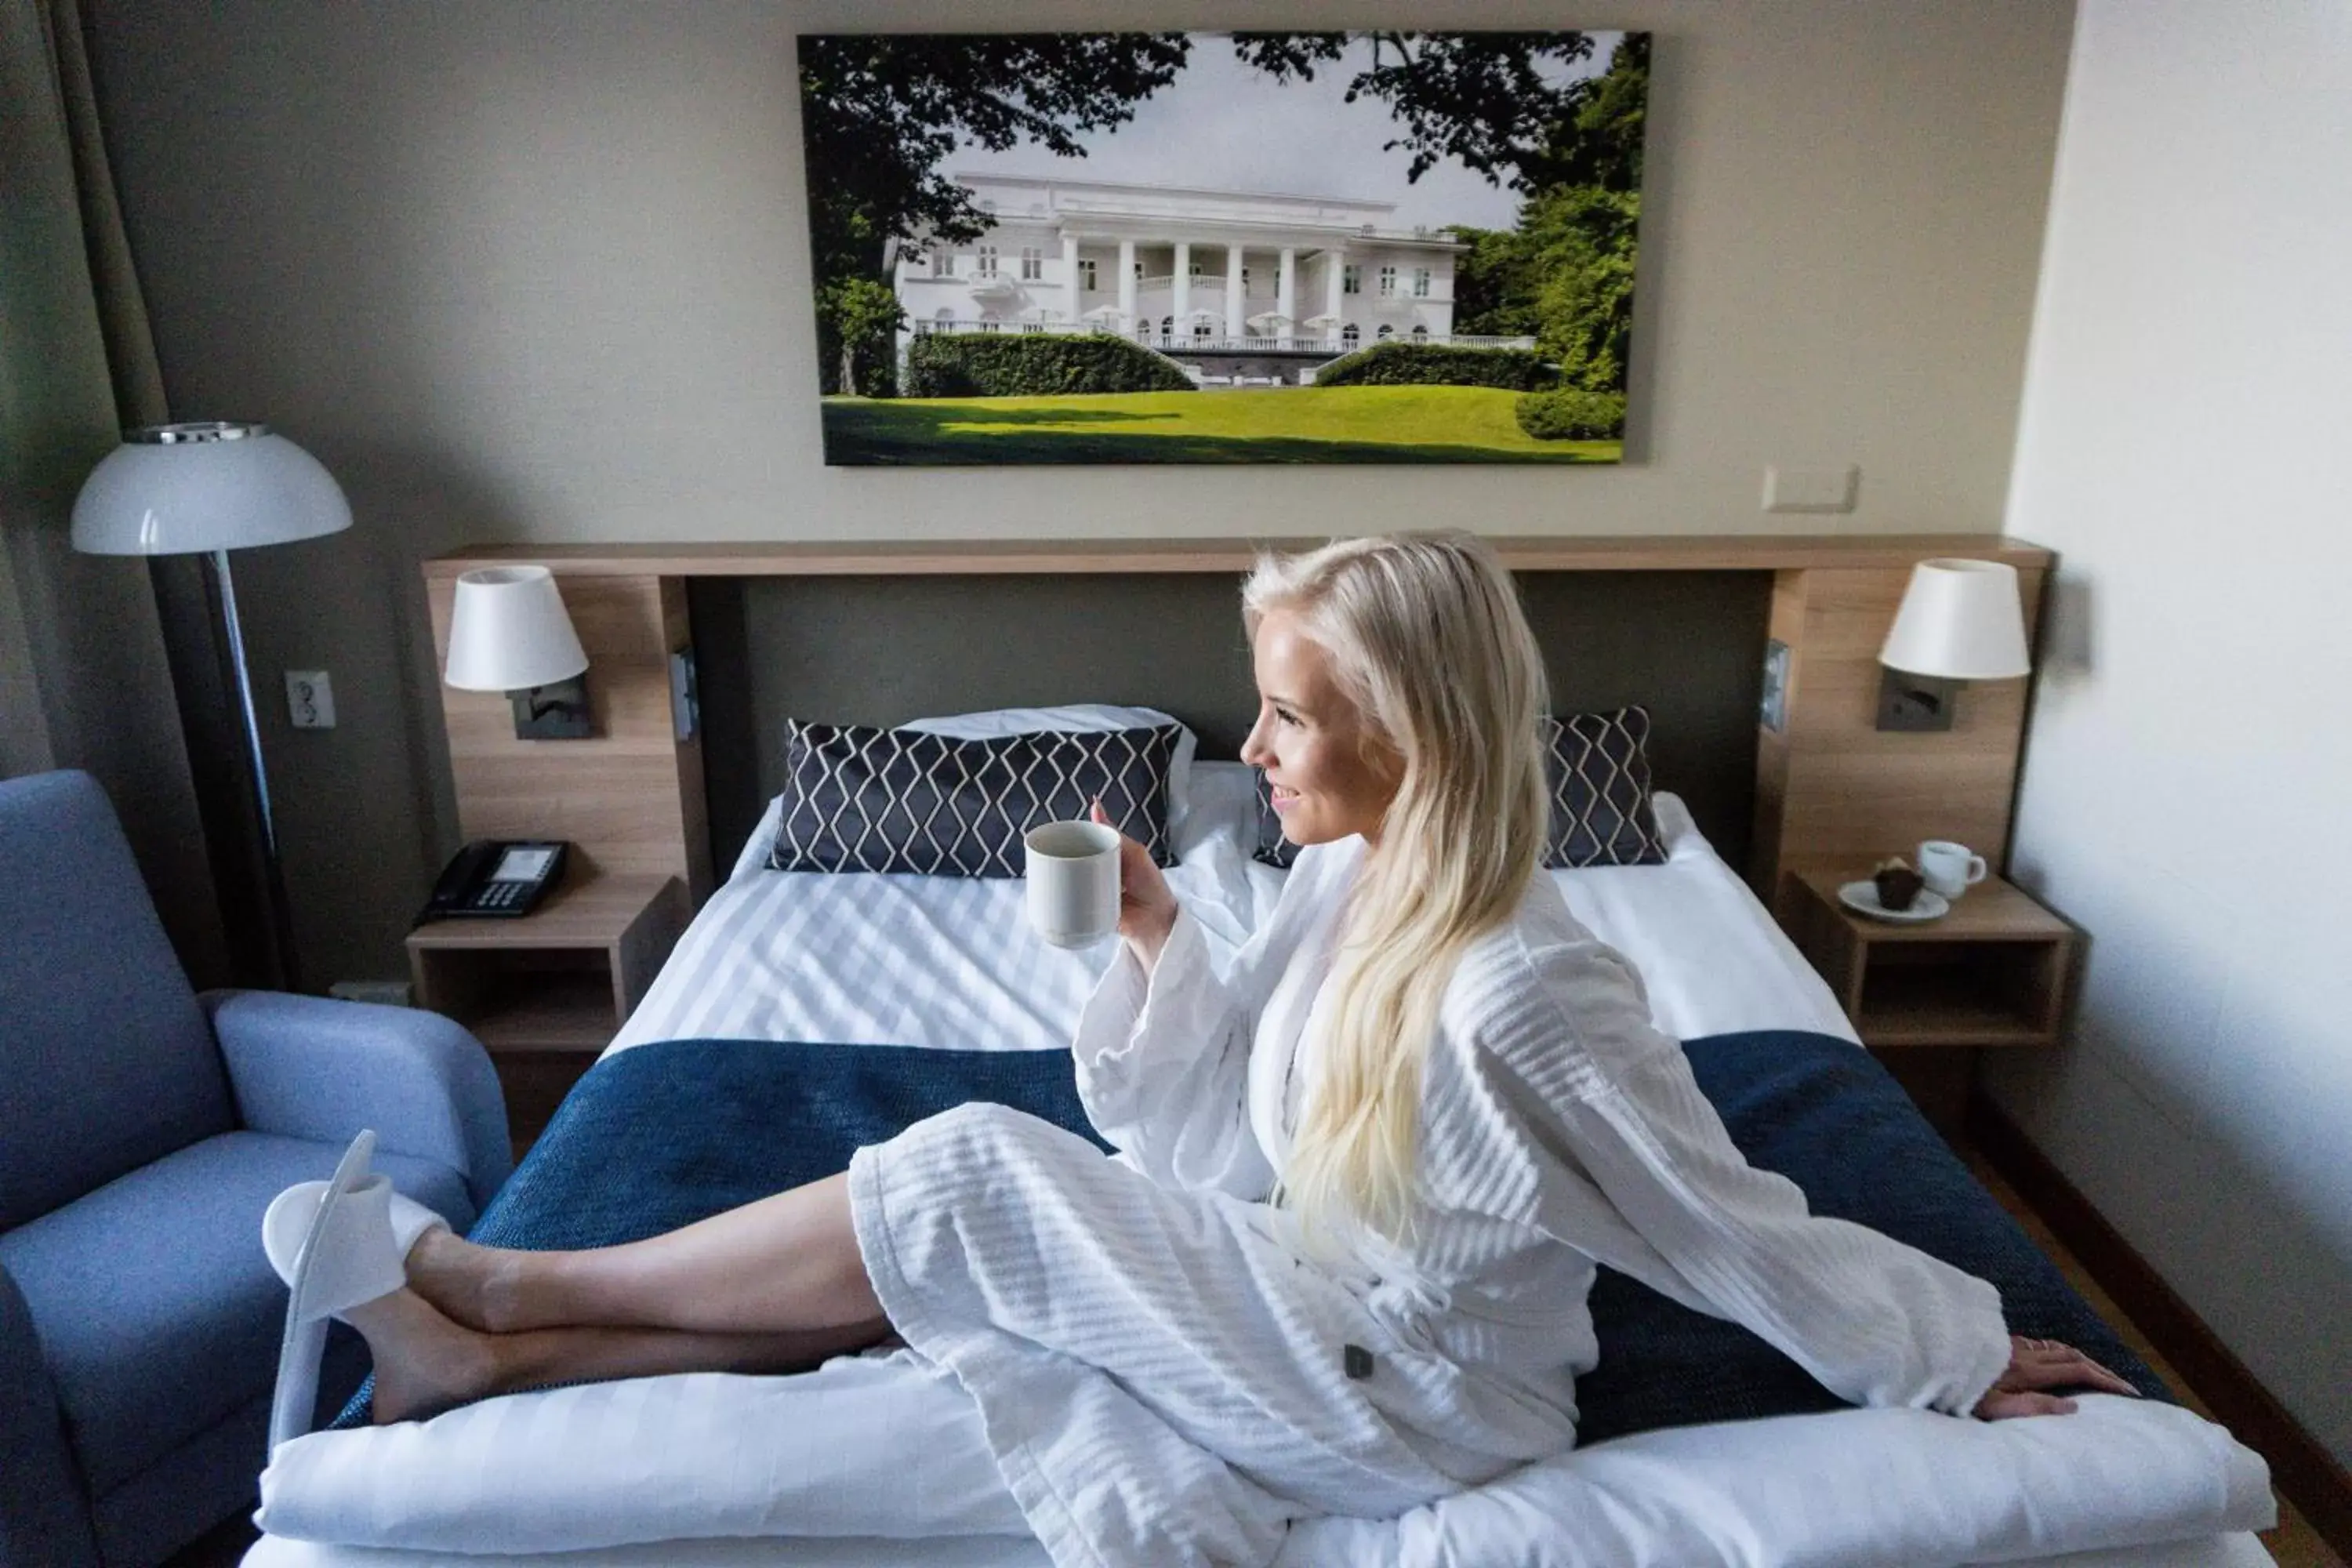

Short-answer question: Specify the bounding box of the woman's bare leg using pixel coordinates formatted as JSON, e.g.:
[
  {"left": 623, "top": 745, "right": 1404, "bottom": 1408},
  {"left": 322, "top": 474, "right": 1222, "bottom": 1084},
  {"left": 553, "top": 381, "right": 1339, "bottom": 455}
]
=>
[
  {"left": 345, "top": 1287, "right": 891, "bottom": 1425},
  {"left": 408, "top": 1171, "right": 881, "bottom": 1337}
]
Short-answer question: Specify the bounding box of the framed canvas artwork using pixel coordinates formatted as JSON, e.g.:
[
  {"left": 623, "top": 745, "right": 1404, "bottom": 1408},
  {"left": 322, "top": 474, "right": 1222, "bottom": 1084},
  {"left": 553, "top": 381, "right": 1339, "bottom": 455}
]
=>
[{"left": 800, "top": 31, "right": 1647, "bottom": 465}]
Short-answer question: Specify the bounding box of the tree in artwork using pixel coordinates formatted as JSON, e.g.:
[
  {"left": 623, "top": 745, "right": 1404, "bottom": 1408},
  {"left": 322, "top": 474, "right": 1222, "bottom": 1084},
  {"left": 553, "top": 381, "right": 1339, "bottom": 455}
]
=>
[
  {"left": 1443, "top": 34, "right": 1647, "bottom": 397},
  {"left": 818, "top": 277, "right": 905, "bottom": 398},
  {"left": 799, "top": 33, "right": 1191, "bottom": 394}
]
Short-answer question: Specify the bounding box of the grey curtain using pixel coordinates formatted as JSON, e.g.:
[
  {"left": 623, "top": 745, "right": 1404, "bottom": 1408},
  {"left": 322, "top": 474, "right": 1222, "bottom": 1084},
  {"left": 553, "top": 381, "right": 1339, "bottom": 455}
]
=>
[{"left": 0, "top": 0, "right": 226, "bottom": 983}]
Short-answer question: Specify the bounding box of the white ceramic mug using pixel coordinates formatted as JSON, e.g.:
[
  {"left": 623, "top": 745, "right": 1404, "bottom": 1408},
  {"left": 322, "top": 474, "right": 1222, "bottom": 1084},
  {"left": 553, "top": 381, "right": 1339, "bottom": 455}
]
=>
[
  {"left": 1917, "top": 840, "right": 1988, "bottom": 899},
  {"left": 1024, "top": 820, "right": 1122, "bottom": 949}
]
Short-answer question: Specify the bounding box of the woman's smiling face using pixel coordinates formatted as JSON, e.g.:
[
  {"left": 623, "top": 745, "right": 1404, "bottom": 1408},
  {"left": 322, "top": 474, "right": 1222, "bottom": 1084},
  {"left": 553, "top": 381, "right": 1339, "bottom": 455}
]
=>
[{"left": 1240, "top": 608, "right": 1401, "bottom": 848}]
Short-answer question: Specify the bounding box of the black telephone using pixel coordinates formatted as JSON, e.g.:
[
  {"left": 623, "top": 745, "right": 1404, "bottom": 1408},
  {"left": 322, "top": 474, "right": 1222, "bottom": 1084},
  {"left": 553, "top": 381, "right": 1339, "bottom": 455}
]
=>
[{"left": 416, "top": 840, "right": 570, "bottom": 924}]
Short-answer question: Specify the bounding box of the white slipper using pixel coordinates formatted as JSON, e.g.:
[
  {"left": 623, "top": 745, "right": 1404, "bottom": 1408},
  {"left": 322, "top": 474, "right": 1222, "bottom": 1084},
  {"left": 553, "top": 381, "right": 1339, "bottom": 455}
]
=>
[
  {"left": 264, "top": 1131, "right": 452, "bottom": 1452},
  {"left": 262, "top": 1176, "right": 449, "bottom": 1312}
]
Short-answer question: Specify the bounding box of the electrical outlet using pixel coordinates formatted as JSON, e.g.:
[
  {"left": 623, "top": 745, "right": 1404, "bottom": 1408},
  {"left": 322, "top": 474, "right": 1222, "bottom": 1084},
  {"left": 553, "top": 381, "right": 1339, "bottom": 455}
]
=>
[{"left": 285, "top": 670, "right": 336, "bottom": 729}]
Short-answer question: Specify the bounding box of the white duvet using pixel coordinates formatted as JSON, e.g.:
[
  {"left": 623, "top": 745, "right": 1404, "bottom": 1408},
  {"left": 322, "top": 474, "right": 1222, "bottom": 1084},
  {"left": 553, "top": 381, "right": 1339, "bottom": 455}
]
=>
[{"left": 253, "top": 1351, "right": 2271, "bottom": 1565}]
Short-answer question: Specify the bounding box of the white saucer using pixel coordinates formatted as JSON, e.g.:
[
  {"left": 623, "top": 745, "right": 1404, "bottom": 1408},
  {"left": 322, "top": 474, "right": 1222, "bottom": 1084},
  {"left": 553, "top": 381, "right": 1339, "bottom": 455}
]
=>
[{"left": 1838, "top": 880, "right": 1951, "bottom": 924}]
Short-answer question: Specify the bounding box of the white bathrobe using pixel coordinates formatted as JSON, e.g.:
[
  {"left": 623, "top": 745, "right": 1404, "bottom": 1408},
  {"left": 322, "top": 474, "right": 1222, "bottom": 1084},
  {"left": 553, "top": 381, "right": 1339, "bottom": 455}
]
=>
[{"left": 845, "top": 836, "right": 2014, "bottom": 1568}]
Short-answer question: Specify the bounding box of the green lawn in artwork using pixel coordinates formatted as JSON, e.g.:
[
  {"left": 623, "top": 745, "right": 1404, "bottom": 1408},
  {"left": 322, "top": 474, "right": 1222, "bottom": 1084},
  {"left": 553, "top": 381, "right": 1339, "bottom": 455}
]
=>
[{"left": 822, "top": 385, "right": 1621, "bottom": 466}]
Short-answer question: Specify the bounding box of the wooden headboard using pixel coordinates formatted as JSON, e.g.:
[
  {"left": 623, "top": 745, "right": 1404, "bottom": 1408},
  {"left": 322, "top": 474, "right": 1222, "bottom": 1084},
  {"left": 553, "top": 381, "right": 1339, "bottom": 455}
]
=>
[{"left": 423, "top": 535, "right": 2051, "bottom": 920}]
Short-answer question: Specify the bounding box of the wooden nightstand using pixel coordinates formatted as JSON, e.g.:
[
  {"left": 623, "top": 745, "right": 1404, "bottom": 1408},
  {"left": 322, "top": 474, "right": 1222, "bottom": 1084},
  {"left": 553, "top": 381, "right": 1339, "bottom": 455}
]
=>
[
  {"left": 406, "top": 871, "right": 689, "bottom": 1151},
  {"left": 1781, "top": 868, "right": 2078, "bottom": 1132}
]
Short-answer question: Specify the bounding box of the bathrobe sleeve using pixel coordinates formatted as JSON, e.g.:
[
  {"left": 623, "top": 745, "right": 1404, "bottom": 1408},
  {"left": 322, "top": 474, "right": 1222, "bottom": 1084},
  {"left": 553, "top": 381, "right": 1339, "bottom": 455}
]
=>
[
  {"left": 1424, "top": 921, "right": 2014, "bottom": 1419},
  {"left": 1071, "top": 901, "right": 1287, "bottom": 1203}
]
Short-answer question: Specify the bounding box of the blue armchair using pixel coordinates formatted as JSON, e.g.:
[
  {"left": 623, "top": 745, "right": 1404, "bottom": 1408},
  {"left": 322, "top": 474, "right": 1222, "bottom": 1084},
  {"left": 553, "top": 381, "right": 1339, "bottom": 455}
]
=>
[{"left": 0, "top": 771, "right": 510, "bottom": 1567}]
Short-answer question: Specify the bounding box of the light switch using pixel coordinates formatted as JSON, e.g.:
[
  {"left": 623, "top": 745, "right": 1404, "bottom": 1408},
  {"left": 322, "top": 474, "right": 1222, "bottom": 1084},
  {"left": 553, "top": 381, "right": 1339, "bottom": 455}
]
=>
[
  {"left": 285, "top": 670, "right": 336, "bottom": 729},
  {"left": 1762, "top": 465, "right": 1860, "bottom": 514}
]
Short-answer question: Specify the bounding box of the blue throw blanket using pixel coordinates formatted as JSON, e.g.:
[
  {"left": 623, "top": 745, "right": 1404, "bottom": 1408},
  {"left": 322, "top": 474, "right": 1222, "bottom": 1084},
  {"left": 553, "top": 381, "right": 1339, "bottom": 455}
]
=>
[{"left": 339, "top": 1031, "right": 2164, "bottom": 1436}]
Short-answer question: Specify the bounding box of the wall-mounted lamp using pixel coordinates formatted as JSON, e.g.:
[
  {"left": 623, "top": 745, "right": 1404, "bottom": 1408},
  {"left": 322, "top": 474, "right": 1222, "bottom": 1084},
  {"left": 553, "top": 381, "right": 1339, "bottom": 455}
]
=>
[
  {"left": 443, "top": 565, "right": 593, "bottom": 739},
  {"left": 1876, "top": 558, "right": 2032, "bottom": 731}
]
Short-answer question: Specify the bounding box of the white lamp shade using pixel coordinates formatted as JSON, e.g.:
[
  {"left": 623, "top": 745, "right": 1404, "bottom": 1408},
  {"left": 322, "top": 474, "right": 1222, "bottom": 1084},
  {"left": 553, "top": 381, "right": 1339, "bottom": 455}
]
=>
[
  {"left": 71, "top": 423, "right": 351, "bottom": 555},
  {"left": 1878, "top": 558, "right": 2032, "bottom": 681},
  {"left": 443, "top": 566, "right": 590, "bottom": 691}
]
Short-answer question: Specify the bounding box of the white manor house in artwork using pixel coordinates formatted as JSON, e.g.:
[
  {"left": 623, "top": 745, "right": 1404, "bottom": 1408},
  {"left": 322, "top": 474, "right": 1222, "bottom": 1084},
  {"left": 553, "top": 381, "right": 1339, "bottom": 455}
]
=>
[{"left": 891, "top": 172, "right": 1534, "bottom": 382}]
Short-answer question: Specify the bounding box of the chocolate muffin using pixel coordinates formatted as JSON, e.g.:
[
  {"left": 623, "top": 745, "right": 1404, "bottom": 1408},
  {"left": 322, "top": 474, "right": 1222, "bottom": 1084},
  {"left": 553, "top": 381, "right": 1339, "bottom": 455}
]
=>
[{"left": 1874, "top": 858, "right": 1925, "bottom": 912}]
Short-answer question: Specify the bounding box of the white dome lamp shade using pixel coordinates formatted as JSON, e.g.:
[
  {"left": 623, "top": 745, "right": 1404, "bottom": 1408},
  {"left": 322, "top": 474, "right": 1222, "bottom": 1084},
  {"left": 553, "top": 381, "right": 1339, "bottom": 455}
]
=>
[
  {"left": 1875, "top": 558, "right": 2033, "bottom": 731},
  {"left": 69, "top": 421, "right": 354, "bottom": 990},
  {"left": 444, "top": 566, "right": 593, "bottom": 739},
  {"left": 71, "top": 422, "right": 351, "bottom": 555}
]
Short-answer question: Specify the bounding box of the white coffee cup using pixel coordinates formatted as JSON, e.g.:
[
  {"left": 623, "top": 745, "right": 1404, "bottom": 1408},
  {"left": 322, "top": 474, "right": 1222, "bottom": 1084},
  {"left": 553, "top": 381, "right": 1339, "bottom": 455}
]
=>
[
  {"left": 1024, "top": 820, "right": 1122, "bottom": 949},
  {"left": 1918, "top": 840, "right": 1988, "bottom": 899}
]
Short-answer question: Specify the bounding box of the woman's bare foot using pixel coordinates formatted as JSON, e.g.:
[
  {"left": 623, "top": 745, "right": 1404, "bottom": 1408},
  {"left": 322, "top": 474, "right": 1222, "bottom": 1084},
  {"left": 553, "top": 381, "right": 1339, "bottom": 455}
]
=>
[
  {"left": 405, "top": 1229, "right": 536, "bottom": 1334},
  {"left": 342, "top": 1290, "right": 499, "bottom": 1424}
]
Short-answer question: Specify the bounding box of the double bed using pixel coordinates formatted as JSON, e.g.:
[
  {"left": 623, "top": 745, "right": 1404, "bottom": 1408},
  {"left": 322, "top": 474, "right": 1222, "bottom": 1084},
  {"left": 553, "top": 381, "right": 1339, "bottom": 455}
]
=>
[{"left": 243, "top": 757, "right": 2274, "bottom": 1567}]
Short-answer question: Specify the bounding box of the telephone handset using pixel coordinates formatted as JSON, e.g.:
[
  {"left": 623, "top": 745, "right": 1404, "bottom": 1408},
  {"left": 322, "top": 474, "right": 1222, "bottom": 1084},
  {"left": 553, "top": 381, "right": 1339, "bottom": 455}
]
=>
[{"left": 416, "top": 840, "right": 570, "bottom": 925}]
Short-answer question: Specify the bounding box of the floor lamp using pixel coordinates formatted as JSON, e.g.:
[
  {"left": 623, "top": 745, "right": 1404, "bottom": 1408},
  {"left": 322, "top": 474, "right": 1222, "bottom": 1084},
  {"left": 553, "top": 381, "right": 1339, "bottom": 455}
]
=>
[{"left": 72, "top": 422, "right": 353, "bottom": 989}]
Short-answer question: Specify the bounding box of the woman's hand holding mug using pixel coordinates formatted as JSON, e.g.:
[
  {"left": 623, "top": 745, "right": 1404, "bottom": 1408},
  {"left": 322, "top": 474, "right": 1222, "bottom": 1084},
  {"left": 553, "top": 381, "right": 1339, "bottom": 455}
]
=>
[{"left": 1089, "top": 800, "right": 1179, "bottom": 971}]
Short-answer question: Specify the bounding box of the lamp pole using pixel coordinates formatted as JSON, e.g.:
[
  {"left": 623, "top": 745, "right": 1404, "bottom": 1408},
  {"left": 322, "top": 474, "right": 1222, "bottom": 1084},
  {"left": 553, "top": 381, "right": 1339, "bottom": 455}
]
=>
[
  {"left": 208, "top": 543, "right": 303, "bottom": 987},
  {"left": 211, "top": 547, "right": 277, "bottom": 856}
]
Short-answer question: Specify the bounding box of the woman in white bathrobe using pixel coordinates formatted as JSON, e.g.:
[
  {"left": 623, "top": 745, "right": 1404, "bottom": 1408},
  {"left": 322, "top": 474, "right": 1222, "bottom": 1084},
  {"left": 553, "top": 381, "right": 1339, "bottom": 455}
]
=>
[{"left": 334, "top": 532, "right": 2132, "bottom": 1566}]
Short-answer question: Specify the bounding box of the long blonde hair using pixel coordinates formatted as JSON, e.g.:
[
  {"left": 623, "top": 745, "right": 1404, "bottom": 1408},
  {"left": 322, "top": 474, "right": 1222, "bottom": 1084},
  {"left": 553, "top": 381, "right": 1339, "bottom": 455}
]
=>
[{"left": 1243, "top": 532, "right": 1551, "bottom": 1243}]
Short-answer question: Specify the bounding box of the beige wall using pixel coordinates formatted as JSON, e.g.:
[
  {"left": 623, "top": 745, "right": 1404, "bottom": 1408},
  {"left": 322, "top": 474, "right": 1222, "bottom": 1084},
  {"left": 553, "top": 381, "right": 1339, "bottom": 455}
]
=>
[
  {"left": 1991, "top": 0, "right": 2352, "bottom": 1461},
  {"left": 86, "top": 0, "right": 2075, "bottom": 985}
]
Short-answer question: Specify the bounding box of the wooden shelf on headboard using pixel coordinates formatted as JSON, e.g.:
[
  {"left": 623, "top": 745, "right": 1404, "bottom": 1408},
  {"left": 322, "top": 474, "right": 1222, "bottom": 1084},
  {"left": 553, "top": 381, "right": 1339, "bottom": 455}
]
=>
[
  {"left": 421, "top": 532, "right": 2052, "bottom": 920},
  {"left": 424, "top": 572, "right": 713, "bottom": 906},
  {"left": 426, "top": 534, "right": 2052, "bottom": 579},
  {"left": 1753, "top": 558, "right": 2050, "bottom": 908}
]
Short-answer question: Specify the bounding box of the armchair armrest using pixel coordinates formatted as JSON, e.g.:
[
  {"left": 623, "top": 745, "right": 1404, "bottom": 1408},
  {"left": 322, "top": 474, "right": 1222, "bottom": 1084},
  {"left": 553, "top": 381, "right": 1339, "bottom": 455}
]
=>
[
  {"left": 0, "top": 1261, "right": 100, "bottom": 1566},
  {"left": 205, "top": 991, "right": 513, "bottom": 1212}
]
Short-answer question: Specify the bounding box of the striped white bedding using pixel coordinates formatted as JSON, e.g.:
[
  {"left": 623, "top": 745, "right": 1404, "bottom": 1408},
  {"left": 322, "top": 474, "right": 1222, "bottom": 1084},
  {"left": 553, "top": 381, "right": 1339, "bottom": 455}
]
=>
[{"left": 609, "top": 767, "right": 1857, "bottom": 1056}]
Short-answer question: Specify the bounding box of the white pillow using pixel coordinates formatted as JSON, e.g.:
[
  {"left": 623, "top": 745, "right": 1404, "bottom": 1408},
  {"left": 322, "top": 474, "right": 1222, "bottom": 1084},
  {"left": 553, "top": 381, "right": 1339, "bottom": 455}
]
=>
[
  {"left": 901, "top": 704, "right": 1198, "bottom": 836},
  {"left": 256, "top": 1370, "right": 2269, "bottom": 1563},
  {"left": 1279, "top": 1395, "right": 2272, "bottom": 1567}
]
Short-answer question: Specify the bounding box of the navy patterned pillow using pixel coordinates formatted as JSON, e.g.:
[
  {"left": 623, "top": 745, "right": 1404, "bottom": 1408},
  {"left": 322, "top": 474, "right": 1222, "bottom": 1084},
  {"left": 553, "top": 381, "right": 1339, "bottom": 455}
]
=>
[
  {"left": 1248, "top": 706, "right": 1667, "bottom": 871},
  {"left": 768, "top": 720, "right": 1181, "bottom": 877},
  {"left": 1542, "top": 706, "right": 1668, "bottom": 869}
]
